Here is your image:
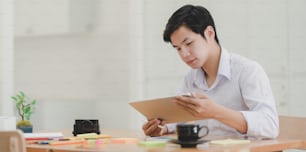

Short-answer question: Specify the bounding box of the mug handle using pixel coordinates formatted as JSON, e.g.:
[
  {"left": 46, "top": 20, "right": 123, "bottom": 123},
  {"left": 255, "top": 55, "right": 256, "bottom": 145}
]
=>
[{"left": 198, "top": 126, "right": 209, "bottom": 139}]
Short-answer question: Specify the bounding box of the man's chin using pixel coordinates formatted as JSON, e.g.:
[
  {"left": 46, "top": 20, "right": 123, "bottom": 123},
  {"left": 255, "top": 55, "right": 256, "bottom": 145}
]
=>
[{"left": 188, "top": 65, "right": 201, "bottom": 69}]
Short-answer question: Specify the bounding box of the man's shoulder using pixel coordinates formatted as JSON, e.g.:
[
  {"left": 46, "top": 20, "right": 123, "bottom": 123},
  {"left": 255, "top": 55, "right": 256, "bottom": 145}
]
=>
[
  {"left": 228, "top": 52, "right": 264, "bottom": 77},
  {"left": 230, "top": 52, "right": 261, "bottom": 69}
]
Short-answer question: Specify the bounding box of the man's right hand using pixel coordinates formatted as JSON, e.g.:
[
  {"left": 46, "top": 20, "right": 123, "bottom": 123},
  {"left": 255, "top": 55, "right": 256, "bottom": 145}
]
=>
[{"left": 142, "top": 118, "right": 168, "bottom": 137}]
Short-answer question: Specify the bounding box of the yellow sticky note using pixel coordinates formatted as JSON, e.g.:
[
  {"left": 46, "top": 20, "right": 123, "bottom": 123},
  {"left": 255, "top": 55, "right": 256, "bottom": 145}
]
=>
[
  {"left": 138, "top": 141, "right": 166, "bottom": 147},
  {"left": 210, "top": 139, "right": 250, "bottom": 145},
  {"left": 77, "top": 133, "right": 98, "bottom": 138}
]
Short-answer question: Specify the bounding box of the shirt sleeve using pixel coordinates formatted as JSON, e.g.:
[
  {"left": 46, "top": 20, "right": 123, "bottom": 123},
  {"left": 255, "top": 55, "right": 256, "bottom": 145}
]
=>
[
  {"left": 166, "top": 123, "right": 177, "bottom": 133},
  {"left": 239, "top": 62, "right": 279, "bottom": 139}
]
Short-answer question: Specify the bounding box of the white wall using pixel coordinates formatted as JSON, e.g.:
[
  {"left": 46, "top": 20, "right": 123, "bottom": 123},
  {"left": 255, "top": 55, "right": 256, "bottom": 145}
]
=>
[
  {"left": 14, "top": 0, "right": 144, "bottom": 131},
  {"left": 11, "top": 0, "right": 306, "bottom": 132},
  {"left": 143, "top": 0, "right": 306, "bottom": 117},
  {"left": 0, "top": 0, "right": 14, "bottom": 116}
]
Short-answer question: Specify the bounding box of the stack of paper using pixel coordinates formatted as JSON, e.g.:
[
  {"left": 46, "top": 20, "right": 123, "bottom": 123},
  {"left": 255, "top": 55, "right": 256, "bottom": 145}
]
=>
[{"left": 24, "top": 132, "right": 64, "bottom": 140}]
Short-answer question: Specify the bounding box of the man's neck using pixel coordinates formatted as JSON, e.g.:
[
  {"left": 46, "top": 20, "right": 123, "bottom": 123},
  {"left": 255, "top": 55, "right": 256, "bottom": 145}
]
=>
[{"left": 202, "top": 44, "right": 221, "bottom": 81}]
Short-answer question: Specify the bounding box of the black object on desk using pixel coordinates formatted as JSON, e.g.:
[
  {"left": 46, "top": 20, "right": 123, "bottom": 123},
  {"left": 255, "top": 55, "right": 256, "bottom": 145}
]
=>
[
  {"left": 169, "top": 139, "right": 208, "bottom": 148},
  {"left": 72, "top": 119, "right": 100, "bottom": 136}
]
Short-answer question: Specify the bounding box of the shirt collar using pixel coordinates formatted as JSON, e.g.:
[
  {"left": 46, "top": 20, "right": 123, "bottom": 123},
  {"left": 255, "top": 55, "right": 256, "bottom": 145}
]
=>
[
  {"left": 193, "top": 47, "right": 232, "bottom": 89},
  {"left": 218, "top": 47, "right": 231, "bottom": 80}
]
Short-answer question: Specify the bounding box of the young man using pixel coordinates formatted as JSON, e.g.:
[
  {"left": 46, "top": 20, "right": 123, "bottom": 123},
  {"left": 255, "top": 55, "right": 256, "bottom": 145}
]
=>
[{"left": 142, "top": 4, "right": 279, "bottom": 139}]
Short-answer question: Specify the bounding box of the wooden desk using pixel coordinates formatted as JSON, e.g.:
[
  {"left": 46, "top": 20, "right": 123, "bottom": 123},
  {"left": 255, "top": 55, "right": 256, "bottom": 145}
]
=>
[{"left": 27, "top": 129, "right": 306, "bottom": 152}]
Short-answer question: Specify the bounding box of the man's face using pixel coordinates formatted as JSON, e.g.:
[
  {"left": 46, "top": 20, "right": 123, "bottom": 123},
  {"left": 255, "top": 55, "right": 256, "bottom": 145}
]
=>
[{"left": 170, "top": 26, "right": 211, "bottom": 69}]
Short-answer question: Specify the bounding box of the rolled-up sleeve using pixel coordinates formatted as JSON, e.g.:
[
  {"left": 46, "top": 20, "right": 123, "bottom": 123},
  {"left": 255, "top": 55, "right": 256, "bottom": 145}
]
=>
[
  {"left": 239, "top": 62, "right": 279, "bottom": 139},
  {"left": 166, "top": 123, "right": 176, "bottom": 133}
]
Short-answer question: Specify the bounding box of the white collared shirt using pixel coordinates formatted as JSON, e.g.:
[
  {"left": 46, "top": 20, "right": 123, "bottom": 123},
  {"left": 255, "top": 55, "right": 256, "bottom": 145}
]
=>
[{"left": 167, "top": 48, "right": 279, "bottom": 139}]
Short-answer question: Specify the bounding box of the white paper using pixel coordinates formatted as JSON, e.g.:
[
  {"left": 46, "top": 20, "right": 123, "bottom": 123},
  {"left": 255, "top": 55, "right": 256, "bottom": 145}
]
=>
[{"left": 24, "top": 132, "right": 64, "bottom": 139}]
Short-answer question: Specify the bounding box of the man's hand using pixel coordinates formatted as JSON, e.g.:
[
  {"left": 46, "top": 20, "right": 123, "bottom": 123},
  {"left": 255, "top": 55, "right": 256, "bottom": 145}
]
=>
[
  {"left": 174, "top": 92, "right": 217, "bottom": 119},
  {"left": 175, "top": 92, "right": 247, "bottom": 133},
  {"left": 142, "top": 118, "right": 168, "bottom": 137}
]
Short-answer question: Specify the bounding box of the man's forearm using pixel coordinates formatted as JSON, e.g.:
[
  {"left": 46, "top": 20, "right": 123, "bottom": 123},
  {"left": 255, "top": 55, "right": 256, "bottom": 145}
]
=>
[{"left": 212, "top": 104, "right": 247, "bottom": 134}]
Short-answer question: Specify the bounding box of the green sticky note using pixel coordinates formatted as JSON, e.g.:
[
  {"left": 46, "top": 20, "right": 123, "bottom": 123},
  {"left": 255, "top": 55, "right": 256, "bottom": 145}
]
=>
[{"left": 138, "top": 141, "right": 166, "bottom": 147}]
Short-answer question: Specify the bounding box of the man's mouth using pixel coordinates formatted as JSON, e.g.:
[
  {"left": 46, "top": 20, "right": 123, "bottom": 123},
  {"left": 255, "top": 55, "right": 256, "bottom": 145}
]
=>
[{"left": 187, "top": 58, "right": 196, "bottom": 65}]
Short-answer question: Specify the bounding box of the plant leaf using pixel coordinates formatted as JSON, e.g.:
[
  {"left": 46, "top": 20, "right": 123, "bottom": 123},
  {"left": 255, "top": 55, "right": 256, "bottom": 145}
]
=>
[
  {"left": 12, "top": 91, "right": 36, "bottom": 121},
  {"left": 16, "top": 101, "right": 22, "bottom": 108},
  {"left": 16, "top": 95, "right": 25, "bottom": 104},
  {"left": 31, "top": 100, "right": 36, "bottom": 105},
  {"left": 25, "top": 111, "right": 32, "bottom": 120},
  {"left": 11, "top": 96, "right": 18, "bottom": 102},
  {"left": 24, "top": 106, "right": 31, "bottom": 114},
  {"left": 20, "top": 91, "right": 25, "bottom": 98}
]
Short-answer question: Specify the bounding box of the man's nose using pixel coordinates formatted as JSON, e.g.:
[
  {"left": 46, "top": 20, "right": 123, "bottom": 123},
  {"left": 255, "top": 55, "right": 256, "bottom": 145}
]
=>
[{"left": 181, "top": 48, "right": 190, "bottom": 57}]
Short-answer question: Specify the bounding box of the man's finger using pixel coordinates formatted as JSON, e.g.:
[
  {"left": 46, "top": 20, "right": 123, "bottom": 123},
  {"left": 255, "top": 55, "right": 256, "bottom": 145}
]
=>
[
  {"left": 142, "top": 121, "right": 152, "bottom": 130},
  {"left": 192, "top": 92, "right": 208, "bottom": 99},
  {"left": 176, "top": 96, "right": 199, "bottom": 107},
  {"left": 175, "top": 100, "right": 188, "bottom": 107},
  {"left": 145, "top": 122, "right": 158, "bottom": 135}
]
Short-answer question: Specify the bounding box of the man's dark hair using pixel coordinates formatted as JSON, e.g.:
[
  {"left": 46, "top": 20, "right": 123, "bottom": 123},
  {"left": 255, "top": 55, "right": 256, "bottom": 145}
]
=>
[{"left": 163, "top": 5, "right": 219, "bottom": 44}]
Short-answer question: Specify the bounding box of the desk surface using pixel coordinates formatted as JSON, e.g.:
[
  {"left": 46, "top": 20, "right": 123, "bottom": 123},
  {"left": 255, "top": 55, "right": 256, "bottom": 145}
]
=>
[{"left": 27, "top": 129, "right": 306, "bottom": 152}]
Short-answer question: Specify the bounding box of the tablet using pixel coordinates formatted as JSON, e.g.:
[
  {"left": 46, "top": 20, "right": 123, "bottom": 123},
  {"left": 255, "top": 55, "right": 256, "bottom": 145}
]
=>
[{"left": 129, "top": 96, "right": 201, "bottom": 123}]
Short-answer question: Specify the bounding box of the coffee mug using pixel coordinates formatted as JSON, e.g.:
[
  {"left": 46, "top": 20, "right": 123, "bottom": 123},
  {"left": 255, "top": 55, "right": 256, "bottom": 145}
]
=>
[{"left": 176, "top": 124, "right": 209, "bottom": 142}]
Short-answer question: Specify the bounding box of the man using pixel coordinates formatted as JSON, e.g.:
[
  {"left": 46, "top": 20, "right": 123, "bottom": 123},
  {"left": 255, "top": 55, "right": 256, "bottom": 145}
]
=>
[{"left": 142, "top": 4, "right": 279, "bottom": 139}]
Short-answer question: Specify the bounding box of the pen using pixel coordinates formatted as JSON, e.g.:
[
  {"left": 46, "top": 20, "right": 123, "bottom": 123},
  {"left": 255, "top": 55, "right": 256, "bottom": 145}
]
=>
[
  {"left": 36, "top": 141, "right": 50, "bottom": 145},
  {"left": 50, "top": 138, "right": 70, "bottom": 141},
  {"left": 26, "top": 137, "right": 49, "bottom": 141},
  {"left": 157, "top": 125, "right": 164, "bottom": 129},
  {"left": 158, "top": 125, "right": 165, "bottom": 135},
  {"left": 157, "top": 118, "right": 165, "bottom": 135}
]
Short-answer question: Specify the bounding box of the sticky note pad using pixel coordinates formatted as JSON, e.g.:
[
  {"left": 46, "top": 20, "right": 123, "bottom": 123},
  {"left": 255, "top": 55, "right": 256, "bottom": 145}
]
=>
[
  {"left": 82, "top": 139, "right": 105, "bottom": 148},
  {"left": 138, "top": 141, "right": 166, "bottom": 147},
  {"left": 49, "top": 140, "right": 84, "bottom": 146},
  {"left": 76, "top": 133, "right": 112, "bottom": 140},
  {"left": 111, "top": 138, "right": 139, "bottom": 144},
  {"left": 98, "top": 134, "right": 112, "bottom": 138},
  {"left": 145, "top": 136, "right": 174, "bottom": 141},
  {"left": 84, "top": 139, "right": 104, "bottom": 145},
  {"left": 85, "top": 134, "right": 112, "bottom": 139},
  {"left": 210, "top": 139, "right": 250, "bottom": 145},
  {"left": 77, "top": 133, "right": 98, "bottom": 138}
]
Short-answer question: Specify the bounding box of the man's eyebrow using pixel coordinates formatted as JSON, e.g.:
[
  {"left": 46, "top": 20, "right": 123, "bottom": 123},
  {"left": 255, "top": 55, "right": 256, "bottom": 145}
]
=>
[{"left": 172, "top": 37, "right": 189, "bottom": 48}]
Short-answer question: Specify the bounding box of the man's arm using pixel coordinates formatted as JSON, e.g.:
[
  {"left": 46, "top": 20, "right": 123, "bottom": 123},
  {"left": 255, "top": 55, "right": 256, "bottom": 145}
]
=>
[{"left": 175, "top": 93, "right": 247, "bottom": 134}]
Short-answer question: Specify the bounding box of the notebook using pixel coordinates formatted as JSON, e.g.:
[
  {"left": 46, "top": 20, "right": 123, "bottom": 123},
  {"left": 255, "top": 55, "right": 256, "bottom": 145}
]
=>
[{"left": 129, "top": 96, "right": 202, "bottom": 123}]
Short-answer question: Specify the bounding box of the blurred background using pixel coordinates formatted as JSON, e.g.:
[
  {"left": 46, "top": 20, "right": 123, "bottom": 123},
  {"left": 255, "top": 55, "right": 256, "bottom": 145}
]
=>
[{"left": 0, "top": 0, "right": 306, "bottom": 131}]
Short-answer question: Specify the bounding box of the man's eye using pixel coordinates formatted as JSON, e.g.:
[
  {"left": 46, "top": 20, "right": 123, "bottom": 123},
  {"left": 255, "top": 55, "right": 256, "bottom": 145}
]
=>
[
  {"left": 186, "top": 42, "right": 192, "bottom": 46},
  {"left": 177, "top": 48, "right": 181, "bottom": 51}
]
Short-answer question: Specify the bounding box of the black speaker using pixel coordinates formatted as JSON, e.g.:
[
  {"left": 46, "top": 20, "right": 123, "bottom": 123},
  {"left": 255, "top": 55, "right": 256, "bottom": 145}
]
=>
[{"left": 72, "top": 119, "right": 100, "bottom": 136}]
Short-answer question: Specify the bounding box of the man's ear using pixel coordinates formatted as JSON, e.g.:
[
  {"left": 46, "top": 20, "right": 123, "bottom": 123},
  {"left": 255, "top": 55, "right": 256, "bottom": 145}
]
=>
[{"left": 204, "top": 26, "right": 215, "bottom": 42}]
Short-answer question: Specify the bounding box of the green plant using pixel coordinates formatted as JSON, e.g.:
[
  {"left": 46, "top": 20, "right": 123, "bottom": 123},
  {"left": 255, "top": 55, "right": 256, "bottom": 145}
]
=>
[{"left": 11, "top": 91, "right": 36, "bottom": 126}]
